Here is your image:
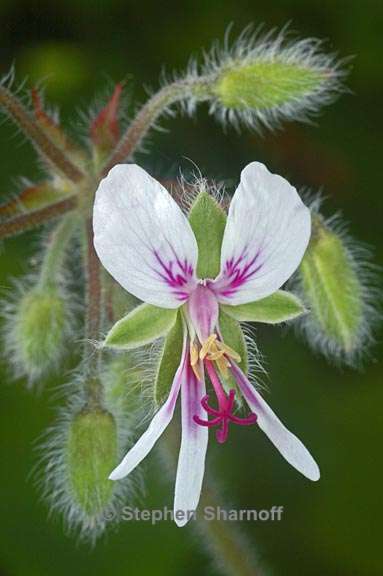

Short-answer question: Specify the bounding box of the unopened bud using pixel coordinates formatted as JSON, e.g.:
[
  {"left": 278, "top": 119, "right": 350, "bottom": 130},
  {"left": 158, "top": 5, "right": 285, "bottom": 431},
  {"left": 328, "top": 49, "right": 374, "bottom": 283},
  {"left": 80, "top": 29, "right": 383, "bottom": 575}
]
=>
[
  {"left": 297, "top": 217, "right": 374, "bottom": 364},
  {"left": 66, "top": 408, "right": 118, "bottom": 518},
  {"left": 5, "top": 286, "right": 70, "bottom": 382}
]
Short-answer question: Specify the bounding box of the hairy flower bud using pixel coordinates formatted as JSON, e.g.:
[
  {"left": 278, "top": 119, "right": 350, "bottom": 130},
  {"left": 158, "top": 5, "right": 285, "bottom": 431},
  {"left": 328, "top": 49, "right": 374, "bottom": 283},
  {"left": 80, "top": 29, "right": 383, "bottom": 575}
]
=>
[
  {"left": 41, "top": 387, "right": 135, "bottom": 541},
  {"left": 197, "top": 28, "right": 344, "bottom": 130},
  {"left": 4, "top": 285, "right": 71, "bottom": 383},
  {"left": 66, "top": 408, "right": 118, "bottom": 516},
  {"left": 295, "top": 215, "right": 377, "bottom": 364}
]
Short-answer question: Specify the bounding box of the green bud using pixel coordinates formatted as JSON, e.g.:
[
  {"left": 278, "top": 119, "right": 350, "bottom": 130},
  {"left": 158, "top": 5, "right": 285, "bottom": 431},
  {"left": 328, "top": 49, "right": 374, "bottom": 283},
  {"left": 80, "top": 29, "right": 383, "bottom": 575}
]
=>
[
  {"left": 198, "top": 30, "right": 343, "bottom": 130},
  {"left": 215, "top": 61, "right": 323, "bottom": 111},
  {"left": 6, "top": 286, "right": 70, "bottom": 382},
  {"left": 297, "top": 217, "right": 369, "bottom": 363},
  {"left": 66, "top": 407, "right": 118, "bottom": 519}
]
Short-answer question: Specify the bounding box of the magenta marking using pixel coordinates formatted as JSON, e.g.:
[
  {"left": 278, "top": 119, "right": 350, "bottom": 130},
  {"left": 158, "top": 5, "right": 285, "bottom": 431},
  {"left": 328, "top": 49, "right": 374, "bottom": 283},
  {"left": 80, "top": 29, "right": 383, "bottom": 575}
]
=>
[
  {"left": 153, "top": 250, "right": 194, "bottom": 300},
  {"left": 218, "top": 248, "right": 263, "bottom": 297}
]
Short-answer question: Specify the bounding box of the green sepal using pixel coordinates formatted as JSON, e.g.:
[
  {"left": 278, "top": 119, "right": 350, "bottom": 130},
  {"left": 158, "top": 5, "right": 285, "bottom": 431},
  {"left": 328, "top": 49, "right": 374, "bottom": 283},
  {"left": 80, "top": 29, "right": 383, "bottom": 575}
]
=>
[
  {"left": 154, "top": 312, "right": 184, "bottom": 406},
  {"left": 188, "top": 191, "right": 227, "bottom": 279},
  {"left": 218, "top": 310, "right": 248, "bottom": 403},
  {"left": 221, "top": 290, "right": 307, "bottom": 324},
  {"left": 104, "top": 303, "right": 177, "bottom": 350}
]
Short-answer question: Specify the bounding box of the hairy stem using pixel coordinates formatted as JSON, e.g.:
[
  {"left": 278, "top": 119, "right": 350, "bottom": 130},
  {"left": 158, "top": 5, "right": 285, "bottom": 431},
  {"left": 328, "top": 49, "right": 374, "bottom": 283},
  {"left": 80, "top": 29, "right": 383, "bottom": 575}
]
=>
[
  {"left": 103, "top": 78, "right": 211, "bottom": 174},
  {"left": 0, "top": 196, "right": 77, "bottom": 240},
  {"left": 161, "top": 430, "right": 263, "bottom": 576},
  {"left": 0, "top": 85, "right": 84, "bottom": 182},
  {"left": 83, "top": 218, "right": 104, "bottom": 406},
  {"left": 39, "top": 214, "right": 78, "bottom": 287}
]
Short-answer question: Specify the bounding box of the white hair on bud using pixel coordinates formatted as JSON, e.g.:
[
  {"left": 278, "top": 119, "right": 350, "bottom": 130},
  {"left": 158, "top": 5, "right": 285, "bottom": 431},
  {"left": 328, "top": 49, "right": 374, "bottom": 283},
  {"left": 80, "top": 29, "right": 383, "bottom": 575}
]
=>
[
  {"left": 181, "top": 24, "right": 348, "bottom": 133},
  {"left": 289, "top": 192, "right": 381, "bottom": 367},
  {"left": 35, "top": 370, "right": 142, "bottom": 544}
]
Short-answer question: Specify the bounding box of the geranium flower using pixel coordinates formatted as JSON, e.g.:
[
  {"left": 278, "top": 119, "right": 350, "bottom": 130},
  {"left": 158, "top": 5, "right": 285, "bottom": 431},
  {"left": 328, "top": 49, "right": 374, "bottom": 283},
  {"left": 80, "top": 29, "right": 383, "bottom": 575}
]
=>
[{"left": 93, "top": 161, "right": 320, "bottom": 526}]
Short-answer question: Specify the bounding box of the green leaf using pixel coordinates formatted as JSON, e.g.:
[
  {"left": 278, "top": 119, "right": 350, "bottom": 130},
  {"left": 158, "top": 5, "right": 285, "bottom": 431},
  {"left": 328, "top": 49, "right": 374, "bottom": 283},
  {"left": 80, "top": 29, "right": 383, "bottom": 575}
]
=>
[
  {"left": 221, "top": 290, "right": 307, "bottom": 324},
  {"left": 104, "top": 303, "right": 177, "bottom": 350},
  {"left": 154, "top": 312, "right": 184, "bottom": 406},
  {"left": 188, "top": 191, "right": 226, "bottom": 278}
]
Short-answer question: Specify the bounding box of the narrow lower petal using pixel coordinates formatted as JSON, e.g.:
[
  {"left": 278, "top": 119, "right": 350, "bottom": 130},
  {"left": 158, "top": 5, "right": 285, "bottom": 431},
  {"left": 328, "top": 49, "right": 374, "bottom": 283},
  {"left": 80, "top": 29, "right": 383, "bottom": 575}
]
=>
[
  {"left": 109, "top": 332, "right": 188, "bottom": 480},
  {"left": 174, "top": 361, "right": 208, "bottom": 527},
  {"left": 211, "top": 162, "right": 311, "bottom": 305},
  {"left": 231, "top": 362, "right": 320, "bottom": 481},
  {"left": 93, "top": 164, "right": 198, "bottom": 308}
]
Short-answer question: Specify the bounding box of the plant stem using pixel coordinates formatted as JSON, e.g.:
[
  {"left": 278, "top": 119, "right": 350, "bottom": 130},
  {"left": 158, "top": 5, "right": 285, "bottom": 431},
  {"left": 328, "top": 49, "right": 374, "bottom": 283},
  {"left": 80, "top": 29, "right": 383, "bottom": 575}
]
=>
[
  {"left": 38, "top": 214, "right": 78, "bottom": 288},
  {"left": 82, "top": 218, "right": 104, "bottom": 407},
  {"left": 103, "top": 79, "right": 211, "bottom": 174},
  {"left": 85, "top": 218, "right": 102, "bottom": 343},
  {"left": 0, "top": 196, "right": 77, "bottom": 240},
  {"left": 0, "top": 85, "right": 84, "bottom": 182}
]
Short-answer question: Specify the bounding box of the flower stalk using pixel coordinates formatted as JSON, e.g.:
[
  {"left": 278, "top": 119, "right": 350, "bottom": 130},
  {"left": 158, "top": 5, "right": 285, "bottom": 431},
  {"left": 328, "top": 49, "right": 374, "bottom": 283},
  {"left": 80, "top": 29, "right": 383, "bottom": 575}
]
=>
[
  {"left": 0, "top": 195, "right": 77, "bottom": 240},
  {"left": 0, "top": 85, "right": 85, "bottom": 182},
  {"left": 103, "top": 79, "right": 212, "bottom": 173}
]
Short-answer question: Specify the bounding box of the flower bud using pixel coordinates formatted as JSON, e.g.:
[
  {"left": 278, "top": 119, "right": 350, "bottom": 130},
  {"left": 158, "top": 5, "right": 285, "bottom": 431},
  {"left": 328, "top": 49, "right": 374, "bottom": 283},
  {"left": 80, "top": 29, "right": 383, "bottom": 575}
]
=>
[
  {"left": 5, "top": 286, "right": 70, "bottom": 382},
  {"left": 66, "top": 407, "right": 118, "bottom": 519},
  {"left": 296, "top": 217, "right": 374, "bottom": 364},
  {"left": 200, "top": 30, "right": 343, "bottom": 130}
]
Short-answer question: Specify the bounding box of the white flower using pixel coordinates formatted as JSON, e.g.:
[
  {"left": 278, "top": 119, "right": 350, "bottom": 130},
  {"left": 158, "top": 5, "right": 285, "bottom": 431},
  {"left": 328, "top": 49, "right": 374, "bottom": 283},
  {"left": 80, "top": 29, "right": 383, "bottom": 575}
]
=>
[{"left": 93, "top": 161, "right": 319, "bottom": 527}]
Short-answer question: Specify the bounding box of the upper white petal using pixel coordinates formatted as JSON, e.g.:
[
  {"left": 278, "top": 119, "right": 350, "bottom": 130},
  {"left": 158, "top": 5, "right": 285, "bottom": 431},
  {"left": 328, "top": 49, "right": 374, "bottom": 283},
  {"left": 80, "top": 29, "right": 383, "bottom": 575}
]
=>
[
  {"left": 174, "top": 361, "right": 208, "bottom": 527},
  {"left": 231, "top": 362, "right": 320, "bottom": 481},
  {"left": 93, "top": 164, "right": 198, "bottom": 308},
  {"left": 212, "top": 162, "right": 311, "bottom": 305}
]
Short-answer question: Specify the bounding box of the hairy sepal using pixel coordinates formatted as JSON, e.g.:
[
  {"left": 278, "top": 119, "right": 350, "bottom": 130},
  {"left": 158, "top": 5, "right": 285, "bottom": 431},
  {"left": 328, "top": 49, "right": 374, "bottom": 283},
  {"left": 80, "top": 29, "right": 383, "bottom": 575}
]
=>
[{"left": 222, "top": 290, "right": 307, "bottom": 324}]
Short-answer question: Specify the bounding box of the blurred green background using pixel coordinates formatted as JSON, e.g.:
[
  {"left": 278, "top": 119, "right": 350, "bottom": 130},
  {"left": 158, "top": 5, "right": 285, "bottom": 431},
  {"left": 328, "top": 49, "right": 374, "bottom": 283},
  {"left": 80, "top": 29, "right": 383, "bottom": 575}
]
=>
[{"left": 0, "top": 1, "right": 382, "bottom": 574}]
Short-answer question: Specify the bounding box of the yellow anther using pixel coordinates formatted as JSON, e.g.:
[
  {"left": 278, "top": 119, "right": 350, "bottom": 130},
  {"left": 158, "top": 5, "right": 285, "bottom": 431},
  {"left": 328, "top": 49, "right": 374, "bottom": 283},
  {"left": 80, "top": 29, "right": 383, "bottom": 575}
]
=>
[
  {"left": 199, "top": 334, "right": 217, "bottom": 360},
  {"left": 216, "top": 341, "right": 241, "bottom": 363},
  {"left": 198, "top": 333, "right": 241, "bottom": 380},
  {"left": 216, "top": 355, "right": 230, "bottom": 378}
]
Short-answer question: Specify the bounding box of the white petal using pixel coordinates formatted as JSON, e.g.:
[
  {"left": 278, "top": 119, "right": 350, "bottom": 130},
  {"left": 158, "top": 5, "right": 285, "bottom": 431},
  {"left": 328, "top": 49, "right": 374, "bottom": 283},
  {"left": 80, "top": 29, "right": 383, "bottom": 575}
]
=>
[
  {"left": 174, "top": 361, "right": 208, "bottom": 527},
  {"left": 212, "top": 162, "right": 311, "bottom": 305},
  {"left": 109, "top": 333, "right": 188, "bottom": 480},
  {"left": 93, "top": 164, "right": 198, "bottom": 308},
  {"left": 231, "top": 362, "right": 320, "bottom": 481}
]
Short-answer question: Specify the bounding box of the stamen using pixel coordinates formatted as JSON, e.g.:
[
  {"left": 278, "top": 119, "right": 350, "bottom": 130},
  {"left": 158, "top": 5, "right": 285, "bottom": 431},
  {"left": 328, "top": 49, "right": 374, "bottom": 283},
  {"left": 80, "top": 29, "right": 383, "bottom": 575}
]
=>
[{"left": 199, "top": 334, "right": 217, "bottom": 360}]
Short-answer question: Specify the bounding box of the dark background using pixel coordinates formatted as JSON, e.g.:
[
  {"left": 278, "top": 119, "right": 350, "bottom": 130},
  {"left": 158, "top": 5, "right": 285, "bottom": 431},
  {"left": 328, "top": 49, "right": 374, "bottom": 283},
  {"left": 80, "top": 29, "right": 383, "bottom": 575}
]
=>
[{"left": 0, "top": 1, "right": 382, "bottom": 574}]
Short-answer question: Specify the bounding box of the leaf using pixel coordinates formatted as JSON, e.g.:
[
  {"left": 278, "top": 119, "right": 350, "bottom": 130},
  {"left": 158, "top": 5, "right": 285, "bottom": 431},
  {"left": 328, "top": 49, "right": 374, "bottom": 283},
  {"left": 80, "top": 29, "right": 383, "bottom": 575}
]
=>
[
  {"left": 221, "top": 290, "right": 307, "bottom": 324},
  {"left": 104, "top": 303, "right": 177, "bottom": 349},
  {"left": 188, "top": 191, "right": 227, "bottom": 279},
  {"left": 154, "top": 312, "right": 184, "bottom": 406}
]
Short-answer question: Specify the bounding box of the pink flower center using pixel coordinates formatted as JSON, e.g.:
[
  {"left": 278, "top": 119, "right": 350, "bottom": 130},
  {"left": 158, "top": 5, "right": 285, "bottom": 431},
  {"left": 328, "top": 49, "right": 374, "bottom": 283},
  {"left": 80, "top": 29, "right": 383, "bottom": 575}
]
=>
[{"left": 193, "top": 359, "right": 257, "bottom": 443}]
